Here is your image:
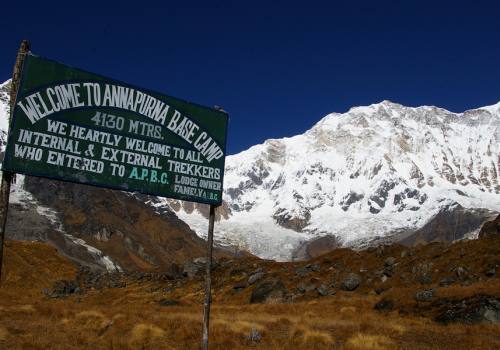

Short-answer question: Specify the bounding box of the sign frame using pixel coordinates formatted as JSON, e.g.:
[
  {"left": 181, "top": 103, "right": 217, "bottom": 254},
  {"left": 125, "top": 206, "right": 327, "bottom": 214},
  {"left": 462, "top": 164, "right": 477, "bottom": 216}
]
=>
[{"left": 3, "top": 53, "right": 229, "bottom": 206}]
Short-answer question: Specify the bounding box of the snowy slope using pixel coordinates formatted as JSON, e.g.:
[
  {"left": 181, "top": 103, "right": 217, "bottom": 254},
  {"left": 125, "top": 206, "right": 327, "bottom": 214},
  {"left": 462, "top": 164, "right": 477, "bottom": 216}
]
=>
[
  {"left": 0, "top": 80, "right": 11, "bottom": 152},
  {"left": 168, "top": 100, "right": 500, "bottom": 260}
]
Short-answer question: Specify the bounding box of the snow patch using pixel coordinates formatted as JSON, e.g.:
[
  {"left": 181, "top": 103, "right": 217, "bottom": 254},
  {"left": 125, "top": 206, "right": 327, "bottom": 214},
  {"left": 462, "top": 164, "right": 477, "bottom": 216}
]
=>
[{"left": 63, "top": 234, "right": 122, "bottom": 272}]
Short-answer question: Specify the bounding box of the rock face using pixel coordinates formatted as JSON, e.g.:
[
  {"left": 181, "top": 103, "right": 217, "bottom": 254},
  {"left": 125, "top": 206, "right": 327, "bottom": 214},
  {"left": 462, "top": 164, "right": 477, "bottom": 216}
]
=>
[
  {"left": 14, "top": 176, "right": 214, "bottom": 272},
  {"left": 292, "top": 235, "right": 339, "bottom": 260},
  {"left": 478, "top": 214, "right": 500, "bottom": 238},
  {"left": 165, "top": 98, "right": 500, "bottom": 260},
  {"left": 400, "top": 204, "right": 497, "bottom": 245},
  {"left": 250, "top": 279, "right": 287, "bottom": 303}
]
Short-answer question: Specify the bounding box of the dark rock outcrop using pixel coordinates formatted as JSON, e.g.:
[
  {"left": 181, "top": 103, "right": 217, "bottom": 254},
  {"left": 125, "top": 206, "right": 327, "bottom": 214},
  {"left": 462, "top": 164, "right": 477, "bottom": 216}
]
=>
[
  {"left": 400, "top": 204, "right": 496, "bottom": 245},
  {"left": 250, "top": 279, "right": 287, "bottom": 303},
  {"left": 478, "top": 214, "right": 500, "bottom": 238},
  {"left": 435, "top": 295, "right": 500, "bottom": 324}
]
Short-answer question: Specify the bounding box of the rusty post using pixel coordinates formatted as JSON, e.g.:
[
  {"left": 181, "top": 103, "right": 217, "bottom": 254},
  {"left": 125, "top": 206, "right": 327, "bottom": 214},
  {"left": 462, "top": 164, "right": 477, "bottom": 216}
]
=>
[
  {"left": 201, "top": 204, "right": 216, "bottom": 350},
  {"left": 0, "top": 40, "right": 30, "bottom": 285}
]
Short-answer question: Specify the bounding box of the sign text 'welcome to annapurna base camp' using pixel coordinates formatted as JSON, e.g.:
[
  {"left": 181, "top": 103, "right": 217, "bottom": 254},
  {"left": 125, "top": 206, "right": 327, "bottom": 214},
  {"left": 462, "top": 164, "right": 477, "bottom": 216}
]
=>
[{"left": 3, "top": 55, "right": 228, "bottom": 205}]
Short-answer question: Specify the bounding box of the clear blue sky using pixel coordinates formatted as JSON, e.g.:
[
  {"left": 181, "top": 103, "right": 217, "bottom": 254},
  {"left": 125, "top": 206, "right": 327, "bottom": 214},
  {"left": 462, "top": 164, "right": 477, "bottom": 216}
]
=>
[{"left": 2, "top": 1, "right": 500, "bottom": 154}]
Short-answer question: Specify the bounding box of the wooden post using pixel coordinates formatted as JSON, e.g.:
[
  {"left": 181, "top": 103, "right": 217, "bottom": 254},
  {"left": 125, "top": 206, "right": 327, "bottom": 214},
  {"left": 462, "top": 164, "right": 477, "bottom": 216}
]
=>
[
  {"left": 201, "top": 204, "right": 216, "bottom": 350},
  {"left": 0, "top": 40, "right": 30, "bottom": 285}
]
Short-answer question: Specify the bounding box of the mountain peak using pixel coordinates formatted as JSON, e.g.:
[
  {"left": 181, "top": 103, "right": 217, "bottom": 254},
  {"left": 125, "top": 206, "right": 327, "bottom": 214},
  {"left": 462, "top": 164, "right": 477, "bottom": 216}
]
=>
[
  {"left": 372, "top": 99, "right": 401, "bottom": 108},
  {"left": 174, "top": 99, "right": 500, "bottom": 260},
  {"left": 478, "top": 101, "right": 500, "bottom": 116}
]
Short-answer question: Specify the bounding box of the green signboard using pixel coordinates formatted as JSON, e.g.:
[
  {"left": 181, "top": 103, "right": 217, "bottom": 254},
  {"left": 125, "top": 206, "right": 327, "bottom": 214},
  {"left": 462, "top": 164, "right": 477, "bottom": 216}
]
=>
[{"left": 3, "top": 54, "right": 228, "bottom": 205}]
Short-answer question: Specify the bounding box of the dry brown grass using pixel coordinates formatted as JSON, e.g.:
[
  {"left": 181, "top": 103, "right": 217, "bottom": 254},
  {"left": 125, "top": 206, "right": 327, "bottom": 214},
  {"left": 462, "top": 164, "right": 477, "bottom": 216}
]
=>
[
  {"left": 129, "top": 323, "right": 169, "bottom": 349},
  {"left": 0, "top": 326, "right": 9, "bottom": 342},
  {"left": 1, "top": 239, "right": 500, "bottom": 349},
  {"left": 290, "top": 325, "right": 334, "bottom": 349},
  {"left": 1, "top": 296, "right": 499, "bottom": 349},
  {"left": 345, "top": 333, "right": 395, "bottom": 350}
]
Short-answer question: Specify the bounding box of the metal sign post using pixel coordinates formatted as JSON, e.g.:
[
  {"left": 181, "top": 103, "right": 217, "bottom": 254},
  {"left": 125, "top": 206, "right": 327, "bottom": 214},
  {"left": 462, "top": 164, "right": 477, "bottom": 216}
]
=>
[
  {"left": 0, "top": 40, "right": 30, "bottom": 285},
  {"left": 201, "top": 204, "right": 216, "bottom": 350}
]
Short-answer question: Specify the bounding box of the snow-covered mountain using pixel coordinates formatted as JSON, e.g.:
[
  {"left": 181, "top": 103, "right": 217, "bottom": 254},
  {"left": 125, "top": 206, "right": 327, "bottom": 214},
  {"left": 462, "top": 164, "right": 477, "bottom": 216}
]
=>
[
  {"left": 168, "top": 100, "right": 499, "bottom": 260},
  {"left": 2, "top": 77, "right": 498, "bottom": 261}
]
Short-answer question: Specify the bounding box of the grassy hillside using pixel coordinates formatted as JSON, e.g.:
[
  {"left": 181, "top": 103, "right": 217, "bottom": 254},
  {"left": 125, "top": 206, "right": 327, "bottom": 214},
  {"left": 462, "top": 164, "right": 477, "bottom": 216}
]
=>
[{"left": 0, "top": 235, "right": 499, "bottom": 349}]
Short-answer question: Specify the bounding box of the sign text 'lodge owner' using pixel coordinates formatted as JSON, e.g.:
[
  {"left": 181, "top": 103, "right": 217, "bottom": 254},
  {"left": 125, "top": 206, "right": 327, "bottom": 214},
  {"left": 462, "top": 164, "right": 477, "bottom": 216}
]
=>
[{"left": 3, "top": 55, "right": 229, "bottom": 205}]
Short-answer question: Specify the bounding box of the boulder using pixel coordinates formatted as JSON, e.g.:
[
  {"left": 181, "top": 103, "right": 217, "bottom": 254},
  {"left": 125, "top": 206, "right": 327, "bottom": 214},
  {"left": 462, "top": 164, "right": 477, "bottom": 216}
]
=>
[
  {"left": 454, "top": 266, "right": 469, "bottom": 280},
  {"left": 340, "top": 273, "right": 362, "bottom": 291},
  {"left": 414, "top": 288, "right": 435, "bottom": 302},
  {"left": 308, "top": 263, "right": 321, "bottom": 272},
  {"left": 383, "top": 266, "right": 395, "bottom": 277},
  {"left": 183, "top": 257, "right": 218, "bottom": 278},
  {"left": 164, "top": 263, "right": 183, "bottom": 280},
  {"left": 439, "top": 277, "right": 456, "bottom": 287},
  {"left": 233, "top": 279, "right": 248, "bottom": 290},
  {"left": 247, "top": 328, "right": 262, "bottom": 343},
  {"left": 44, "top": 280, "right": 80, "bottom": 298},
  {"left": 375, "top": 285, "right": 391, "bottom": 295},
  {"left": 419, "top": 273, "right": 432, "bottom": 285},
  {"left": 316, "top": 284, "right": 330, "bottom": 296},
  {"left": 412, "top": 262, "right": 433, "bottom": 285},
  {"left": 375, "top": 246, "right": 385, "bottom": 257},
  {"left": 250, "top": 267, "right": 264, "bottom": 275},
  {"left": 295, "top": 266, "right": 310, "bottom": 277},
  {"left": 374, "top": 298, "right": 394, "bottom": 311},
  {"left": 182, "top": 261, "right": 201, "bottom": 278},
  {"left": 297, "top": 282, "right": 316, "bottom": 293},
  {"left": 193, "top": 257, "right": 208, "bottom": 265},
  {"left": 248, "top": 272, "right": 265, "bottom": 285},
  {"left": 250, "top": 279, "right": 286, "bottom": 303},
  {"left": 485, "top": 267, "right": 496, "bottom": 277},
  {"left": 158, "top": 299, "right": 180, "bottom": 306},
  {"left": 384, "top": 257, "right": 396, "bottom": 267}
]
